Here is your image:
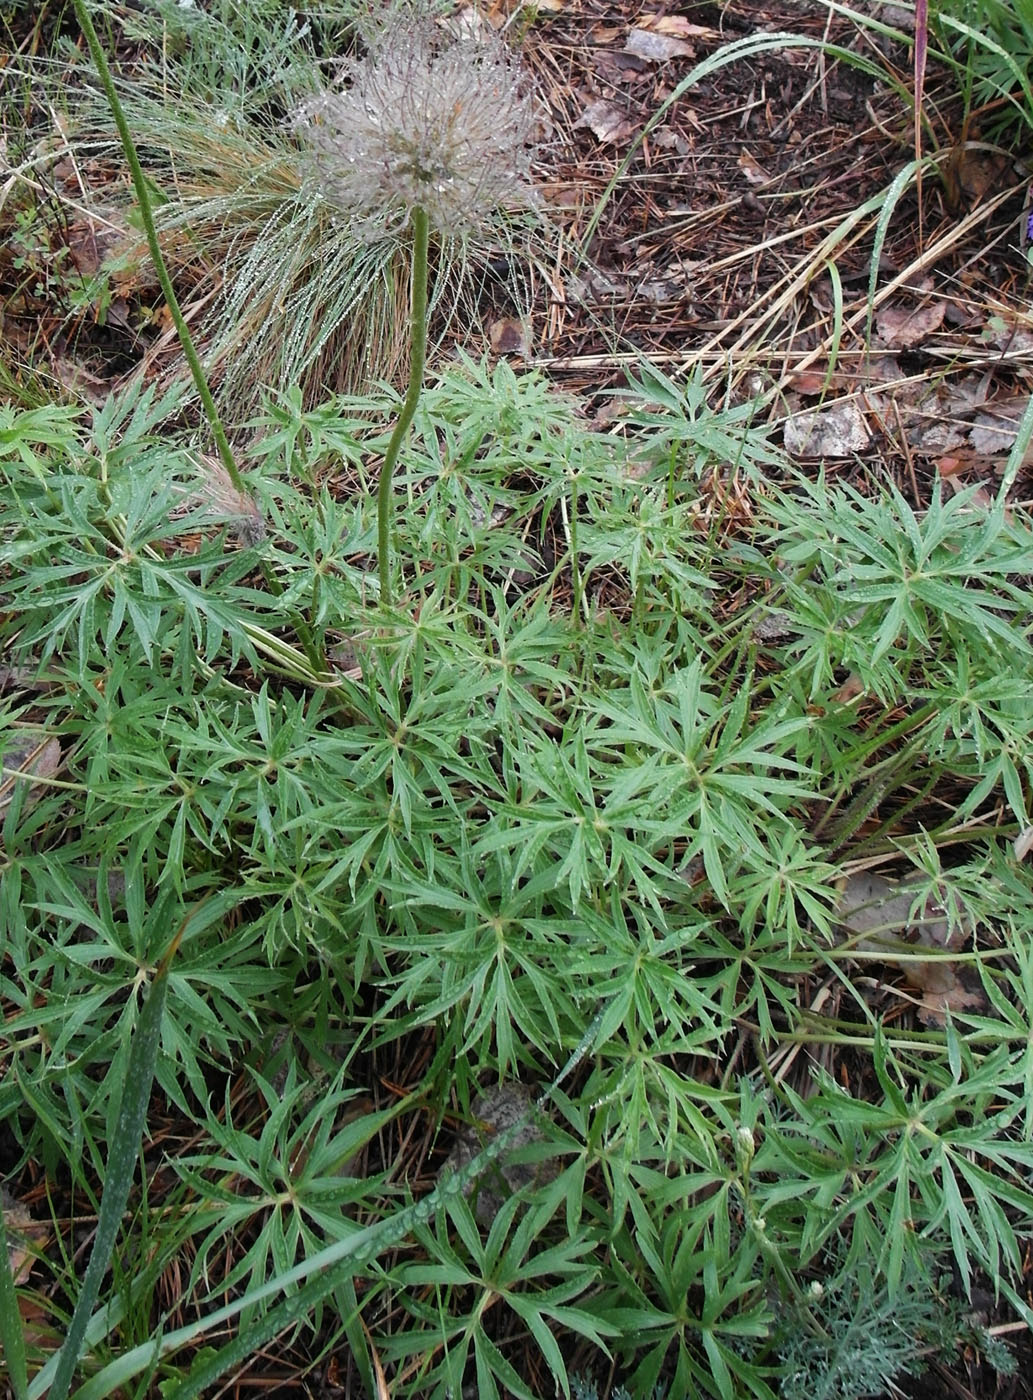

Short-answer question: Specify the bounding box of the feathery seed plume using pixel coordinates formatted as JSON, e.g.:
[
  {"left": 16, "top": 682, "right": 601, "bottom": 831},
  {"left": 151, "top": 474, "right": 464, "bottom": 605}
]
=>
[{"left": 291, "top": 12, "right": 536, "bottom": 240}]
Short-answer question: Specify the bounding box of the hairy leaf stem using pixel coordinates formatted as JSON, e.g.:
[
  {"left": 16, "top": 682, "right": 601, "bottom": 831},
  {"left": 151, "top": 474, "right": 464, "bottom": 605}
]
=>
[
  {"left": 377, "top": 205, "right": 429, "bottom": 605},
  {"left": 71, "top": 0, "right": 246, "bottom": 498}
]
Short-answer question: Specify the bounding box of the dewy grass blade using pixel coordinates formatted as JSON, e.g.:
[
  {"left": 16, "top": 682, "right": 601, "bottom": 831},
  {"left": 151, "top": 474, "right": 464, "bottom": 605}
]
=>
[
  {"left": 31, "top": 927, "right": 183, "bottom": 1400},
  {"left": 914, "top": 0, "right": 928, "bottom": 244},
  {"left": 997, "top": 388, "right": 1033, "bottom": 506},
  {"left": 0, "top": 1205, "right": 29, "bottom": 1400},
  {"left": 823, "top": 259, "right": 845, "bottom": 398},
  {"left": 864, "top": 158, "right": 928, "bottom": 350}
]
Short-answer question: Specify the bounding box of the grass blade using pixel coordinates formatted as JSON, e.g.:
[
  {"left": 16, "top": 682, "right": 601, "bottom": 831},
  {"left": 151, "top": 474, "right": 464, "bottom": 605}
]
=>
[
  {"left": 0, "top": 1204, "right": 29, "bottom": 1400},
  {"left": 914, "top": 0, "right": 928, "bottom": 243},
  {"left": 31, "top": 929, "right": 182, "bottom": 1400},
  {"left": 997, "top": 388, "right": 1033, "bottom": 507}
]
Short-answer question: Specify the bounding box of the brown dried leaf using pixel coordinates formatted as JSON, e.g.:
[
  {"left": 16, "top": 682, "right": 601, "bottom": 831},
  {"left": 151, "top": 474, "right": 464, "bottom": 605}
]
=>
[
  {"left": 649, "top": 125, "right": 691, "bottom": 155},
  {"left": 576, "top": 97, "right": 636, "bottom": 145},
  {"left": 2, "top": 1189, "right": 49, "bottom": 1285},
  {"left": 868, "top": 373, "right": 984, "bottom": 456},
  {"left": 830, "top": 672, "right": 865, "bottom": 704},
  {"left": 567, "top": 267, "right": 630, "bottom": 303},
  {"left": 836, "top": 872, "right": 919, "bottom": 950},
  {"left": 636, "top": 276, "right": 683, "bottom": 304},
  {"left": 968, "top": 394, "right": 1033, "bottom": 456},
  {"left": 624, "top": 27, "right": 695, "bottom": 61},
  {"left": 953, "top": 145, "right": 1009, "bottom": 203},
  {"left": 876, "top": 298, "right": 946, "bottom": 348},
  {"left": 788, "top": 369, "right": 830, "bottom": 396},
  {"left": 934, "top": 453, "right": 973, "bottom": 478},
  {"left": 904, "top": 957, "right": 986, "bottom": 1027},
  {"left": 639, "top": 14, "right": 719, "bottom": 40},
  {"left": 65, "top": 204, "right": 126, "bottom": 280},
  {"left": 0, "top": 735, "right": 62, "bottom": 821},
  {"left": 942, "top": 475, "right": 995, "bottom": 511},
  {"left": 834, "top": 873, "right": 986, "bottom": 1027},
  {"left": 488, "top": 316, "right": 529, "bottom": 358},
  {"left": 50, "top": 356, "right": 114, "bottom": 406},
  {"left": 836, "top": 873, "right": 968, "bottom": 950},
  {"left": 737, "top": 151, "right": 772, "bottom": 186}
]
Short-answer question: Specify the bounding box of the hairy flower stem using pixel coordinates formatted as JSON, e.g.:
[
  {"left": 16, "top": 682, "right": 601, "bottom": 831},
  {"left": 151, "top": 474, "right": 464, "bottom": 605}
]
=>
[
  {"left": 72, "top": 0, "right": 244, "bottom": 498},
  {"left": 377, "top": 206, "right": 429, "bottom": 605},
  {"left": 74, "top": 1, "right": 335, "bottom": 680}
]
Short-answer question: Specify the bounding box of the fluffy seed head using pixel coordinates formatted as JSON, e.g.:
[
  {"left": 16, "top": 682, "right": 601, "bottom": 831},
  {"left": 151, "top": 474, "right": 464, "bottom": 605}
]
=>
[{"left": 291, "top": 13, "right": 536, "bottom": 240}]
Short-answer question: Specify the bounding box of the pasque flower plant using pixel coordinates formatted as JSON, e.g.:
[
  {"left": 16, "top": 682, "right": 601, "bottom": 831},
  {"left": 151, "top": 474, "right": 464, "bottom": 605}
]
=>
[{"left": 292, "top": 10, "right": 537, "bottom": 602}]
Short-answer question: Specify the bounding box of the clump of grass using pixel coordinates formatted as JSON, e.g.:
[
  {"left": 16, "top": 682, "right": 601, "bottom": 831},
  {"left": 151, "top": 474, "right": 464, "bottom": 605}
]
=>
[
  {"left": 926, "top": 0, "right": 1033, "bottom": 146},
  {"left": 49, "top": 0, "right": 547, "bottom": 420}
]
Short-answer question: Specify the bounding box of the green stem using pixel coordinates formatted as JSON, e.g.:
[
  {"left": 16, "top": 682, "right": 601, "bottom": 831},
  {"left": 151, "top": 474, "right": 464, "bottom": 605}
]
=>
[
  {"left": 568, "top": 470, "right": 584, "bottom": 626},
  {"left": 72, "top": 0, "right": 246, "bottom": 497},
  {"left": 377, "top": 205, "right": 429, "bottom": 605}
]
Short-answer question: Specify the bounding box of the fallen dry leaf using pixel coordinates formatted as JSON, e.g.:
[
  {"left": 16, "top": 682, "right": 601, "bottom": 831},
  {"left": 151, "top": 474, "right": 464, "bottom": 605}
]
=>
[
  {"left": 636, "top": 275, "right": 684, "bottom": 304},
  {"left": 624, "top": 27, "right": 695, "bottom": 61},
  {"left": 866, "top": 372, "right": 986, "bottom": 456},
  {"left": 2, "top": 1188, "right": 49, "bottom": 1285},
  {"left": 638, "top": 14, "right": 719, "bottom": 40},
  {"left": 934, "top": 450, "right": 979, "bottom": 478},
  {"left": 50, "top": 356, "right": 115, "bottom": 406},
  {"left": 941, "top": 475, "right": 995, "bottom": 511},
  {"left": 835, "top": 872, "right": 966, "bottom": 952},
  {"left": 787, "top": 369, "right": 832, "bottom": 396},
  {"left": 783, "top": 399, "right": 870, "bottom": 457},
  {"left": 830, "top": 672, "right": 865, "bottom": 704},
  {"left": 982, "top": 313, "right": 1033, "bottom": 355},
  {"left": 488, "top": 316, "right": 529, "bottom": 357},
  {"left": 737, "top": 151, "right": 772, "bottom": 186},
  {"left": 0, "top": 735, "right": 62, "bottom": 821},
  {"left": 968, "top": 393, "right": 1033, "bottom": 456},
  {"left": 835, "top": 872, "right": 986, "bottom": 1027},
  {"left": 902, "top": 957, "right": 986, "bottom": 1025},
  {"left": 649, "top": 126, "right": 691, "bottom": 155},
  {"left": 576, "top": 97, "right": 636, "bottom": 146},
  {"left": 882, "top": 3, "right": 916, "bottom": 27},
  {"left": 875, "top": 298, "right": 946, "bottom": 349},
  {"left": 950, "top": 144, "right": 1010, "bottom": 204},
  {"left": 567, "top": 267, "right": 630, "bottom": 303}
]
